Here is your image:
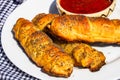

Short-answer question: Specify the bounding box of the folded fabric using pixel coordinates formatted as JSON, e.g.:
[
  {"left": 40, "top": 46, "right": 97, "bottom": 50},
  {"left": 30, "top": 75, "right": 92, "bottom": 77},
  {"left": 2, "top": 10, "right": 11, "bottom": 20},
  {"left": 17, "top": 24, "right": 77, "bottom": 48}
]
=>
[{"left": 0, "top": 0, "right": 39, "bottom": 80}]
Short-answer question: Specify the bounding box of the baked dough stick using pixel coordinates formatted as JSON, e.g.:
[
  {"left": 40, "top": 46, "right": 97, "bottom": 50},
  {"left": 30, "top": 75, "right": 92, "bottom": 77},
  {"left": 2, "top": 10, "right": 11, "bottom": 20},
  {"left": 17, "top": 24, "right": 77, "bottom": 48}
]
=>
[
  {"left": 32, "top": 13, "right": 59, "bottom": 30},
  {"left": 72, "top": 43, "right": 106, "bottom": 71},
  {"left": 49, "top": 39, "right": 106, "bottom": 71},
  {"left": 49, "top": 15, "right": 120, "bottom": 44},
  {"left": 12, "top": 18, "right": 73, "bottom": 77},
  {"left": 32, "top": 13, "right": 106, "bottom": 71}
]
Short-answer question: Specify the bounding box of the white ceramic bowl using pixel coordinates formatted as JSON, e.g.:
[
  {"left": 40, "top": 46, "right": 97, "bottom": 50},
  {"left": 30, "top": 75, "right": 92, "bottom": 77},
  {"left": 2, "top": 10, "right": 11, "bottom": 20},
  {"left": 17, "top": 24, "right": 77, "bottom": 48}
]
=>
[{"left": 56, "top": 0, "right": 116, "bottom": 17}]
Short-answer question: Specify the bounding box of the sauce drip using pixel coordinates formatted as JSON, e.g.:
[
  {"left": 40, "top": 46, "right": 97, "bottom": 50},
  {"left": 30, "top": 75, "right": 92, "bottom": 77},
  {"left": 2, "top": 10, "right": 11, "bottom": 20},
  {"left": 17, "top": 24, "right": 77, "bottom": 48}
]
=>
[{"left": 60, "top": 0, "right": 113, "bottom": 14}]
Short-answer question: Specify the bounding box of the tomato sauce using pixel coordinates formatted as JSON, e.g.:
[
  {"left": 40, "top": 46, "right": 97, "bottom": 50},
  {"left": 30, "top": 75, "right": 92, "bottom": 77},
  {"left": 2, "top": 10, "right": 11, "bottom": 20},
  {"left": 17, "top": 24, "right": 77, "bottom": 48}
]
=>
[{"left": 60, "top": 0, "right": 113, "bottom": 14}]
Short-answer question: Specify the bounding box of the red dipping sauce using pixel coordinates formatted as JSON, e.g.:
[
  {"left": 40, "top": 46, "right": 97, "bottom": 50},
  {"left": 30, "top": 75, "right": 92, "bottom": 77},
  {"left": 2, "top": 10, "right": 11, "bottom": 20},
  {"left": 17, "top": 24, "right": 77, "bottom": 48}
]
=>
[{"left": 60, "top": 0, "right": 113, "bottom": 14}]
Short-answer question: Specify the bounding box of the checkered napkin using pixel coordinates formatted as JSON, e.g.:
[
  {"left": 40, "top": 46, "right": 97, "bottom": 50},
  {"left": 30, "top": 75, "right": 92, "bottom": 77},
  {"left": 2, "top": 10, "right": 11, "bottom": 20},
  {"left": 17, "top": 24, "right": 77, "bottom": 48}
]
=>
[{"left": 0, "top": 0, "right": 39, "bottom": 80}]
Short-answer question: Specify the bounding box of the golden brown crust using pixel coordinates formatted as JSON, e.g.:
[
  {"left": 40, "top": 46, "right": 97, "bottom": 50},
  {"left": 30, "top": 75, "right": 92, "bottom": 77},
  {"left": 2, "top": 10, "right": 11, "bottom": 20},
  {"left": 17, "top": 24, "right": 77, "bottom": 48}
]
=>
[
  {"left": 32, "top": 13, "right": 59, "bottom": 30},
  {"left": 51, "top": 38, "right": 106, "bottom": 71},
  {"left": 13, "top": 18, "right": 39, "bottom": 47},
  {"left": 32, "top": 13, "right": 106, "bottom": 71},
  {"left": 49, "top": 15, "right": 120, "bottom": 44},
  {"left": 12, "top": 18, "right": 74, "bottom": 77},
  {"left": 72, "top": 43, "right": 106, "bottom": 71}
]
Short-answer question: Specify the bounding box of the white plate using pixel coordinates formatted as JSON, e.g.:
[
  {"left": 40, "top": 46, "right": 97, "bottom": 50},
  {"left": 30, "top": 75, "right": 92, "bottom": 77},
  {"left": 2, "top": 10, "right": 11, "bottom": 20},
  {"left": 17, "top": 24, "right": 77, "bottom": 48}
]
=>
[{"left": 1, "top": 0, "right": 120, "bottom": 80}]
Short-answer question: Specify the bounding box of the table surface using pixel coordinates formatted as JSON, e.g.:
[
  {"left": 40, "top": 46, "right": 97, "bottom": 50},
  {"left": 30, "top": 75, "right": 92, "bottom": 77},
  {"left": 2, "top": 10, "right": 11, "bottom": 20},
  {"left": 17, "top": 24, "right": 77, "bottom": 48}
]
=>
[{"left": 0, "top": 0, "right": 39, "bottom": 80}]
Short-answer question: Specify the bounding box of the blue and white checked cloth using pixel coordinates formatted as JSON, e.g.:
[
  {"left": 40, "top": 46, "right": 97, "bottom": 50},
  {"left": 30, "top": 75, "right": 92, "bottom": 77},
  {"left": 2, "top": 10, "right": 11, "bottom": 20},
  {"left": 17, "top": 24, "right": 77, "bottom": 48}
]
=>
[{"left": 0, "top": 0, "right": 39, "bottom": 80}]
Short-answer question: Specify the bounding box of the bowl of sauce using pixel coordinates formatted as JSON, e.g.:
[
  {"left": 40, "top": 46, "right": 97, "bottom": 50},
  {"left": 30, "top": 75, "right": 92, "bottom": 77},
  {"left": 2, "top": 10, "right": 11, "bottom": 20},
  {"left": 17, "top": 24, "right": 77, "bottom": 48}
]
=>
[{"left": 56, "top": 0, "right": 116, "bottom": 17}]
